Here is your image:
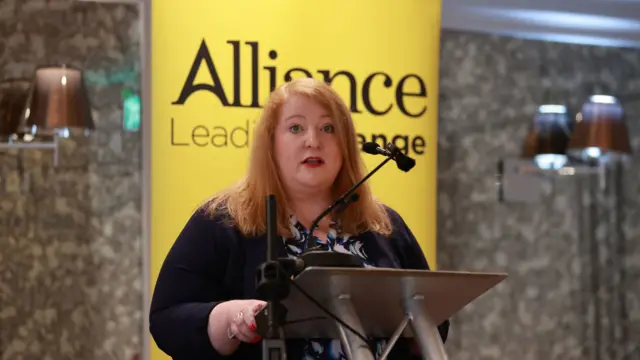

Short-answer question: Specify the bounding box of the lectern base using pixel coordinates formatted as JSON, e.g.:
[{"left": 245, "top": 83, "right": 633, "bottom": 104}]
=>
[
  {"left": 331, "top": 293, "right": 447, "bottom": 360},
  {"left": 331, "top": 294, "right": 375, "bottom": 360},
  {"left": 405, "top": 295, "right": 448, "bottom": 360}
]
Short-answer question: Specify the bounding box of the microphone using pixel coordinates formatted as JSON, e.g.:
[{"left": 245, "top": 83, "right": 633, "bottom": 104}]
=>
[
  {"left": 362, "top": 142, "right": 391, "bottom": 156},
  {"left": 362, "top": 142, "right": 416, "bottom": 172}
]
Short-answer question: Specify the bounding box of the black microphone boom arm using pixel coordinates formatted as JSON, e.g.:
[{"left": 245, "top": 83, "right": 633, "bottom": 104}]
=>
[{"left": 305, "top": 151, "right": 396, "bottom": 251}]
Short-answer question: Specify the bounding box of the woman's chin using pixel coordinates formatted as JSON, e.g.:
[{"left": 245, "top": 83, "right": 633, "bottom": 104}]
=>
[{"left": 293, "top": 180, "right": 334, "bottom": 195}]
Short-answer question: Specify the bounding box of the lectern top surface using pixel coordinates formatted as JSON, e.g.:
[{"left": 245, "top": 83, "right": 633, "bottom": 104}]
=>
[{"left": 277, "top": 267, "right": 507, "bottom": 339}]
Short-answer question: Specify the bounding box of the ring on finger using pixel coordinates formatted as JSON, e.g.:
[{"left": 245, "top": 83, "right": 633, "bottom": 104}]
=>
[
  {"left": 234, "top": 311, "right": 245, "bottom": 323},
  {"left": 227, "top": 327, "right": 236, "bottom": 340},
  {"left": 228, "top": 311, "right": 244, "bottom": 339}
]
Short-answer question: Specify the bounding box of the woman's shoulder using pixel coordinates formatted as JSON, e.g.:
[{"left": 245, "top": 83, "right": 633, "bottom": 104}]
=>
[
  {"left": 380, "top": 203, "right": 399, "bottom": 218},
  {"left": 378, "top": 203, "right": 407, "bottom": 230},
  {"left": 177, "top": 198, "right": 239, "bottom": 240},
  {"left": 374, "top": 203, "right": 419, "bottom": 246},
  {"left": 374, "top": 203, "right": 431, "bottom": 270}
]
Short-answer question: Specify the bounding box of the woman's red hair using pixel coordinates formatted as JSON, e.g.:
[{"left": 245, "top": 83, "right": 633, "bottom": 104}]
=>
[{"left": 204, "top": 78, "right": 392, "bottom": 237}]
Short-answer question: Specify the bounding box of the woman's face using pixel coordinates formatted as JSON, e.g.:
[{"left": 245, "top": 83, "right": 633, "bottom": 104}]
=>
[{"left": 273, "top": 95, "right": 343, "bottom": 198}]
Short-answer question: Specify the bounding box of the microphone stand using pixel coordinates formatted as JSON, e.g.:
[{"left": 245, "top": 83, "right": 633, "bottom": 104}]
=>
[{"left": 255, "top": 194, "right": 296, "bottom": 360}]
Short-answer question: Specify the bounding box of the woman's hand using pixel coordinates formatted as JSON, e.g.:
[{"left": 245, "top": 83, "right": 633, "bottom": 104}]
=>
[
  {"left": 208, "top": 299, "right": 267, "bottom": 354},
  {"left": 225, "top": 299, "right": 266, "bottom": 343}
]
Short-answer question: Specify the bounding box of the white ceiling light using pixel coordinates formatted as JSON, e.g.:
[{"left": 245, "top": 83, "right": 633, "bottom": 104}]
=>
[
  {"left": 505, "top": 31, "right": 640, "bottom": 48},
  {"left": 468, "top": 7, "right": 640, "bottom": 32}
]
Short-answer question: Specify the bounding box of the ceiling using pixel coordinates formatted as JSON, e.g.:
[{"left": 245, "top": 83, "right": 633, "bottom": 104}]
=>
[
  {"left": 441, "top": 0, "right": 640, "bottom": 48},
  {"left": 78, "top": 0, "right": 640, "bottom": 48}
]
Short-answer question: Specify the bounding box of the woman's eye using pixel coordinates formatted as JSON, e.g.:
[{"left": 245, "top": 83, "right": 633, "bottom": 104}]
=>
[
  {"left": 289, "top": 124, "right": 302, "bottom": 133},
  {"left": 322, "top": 124, "right": 335, "bottom": 133}
]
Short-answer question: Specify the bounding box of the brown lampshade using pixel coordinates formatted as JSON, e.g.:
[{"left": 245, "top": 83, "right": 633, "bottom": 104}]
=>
[
  {"left": 0, "top": 78, "right": 32, "bottom": 141},
  {"left": 17, "top": 65, "right": 94, "bottom": 139},
  {"left": 521, "top": 104, "right": 574, "bottom": 169},
  {"left": 567, "top": 95, "right": 631, "bottom": 162}
]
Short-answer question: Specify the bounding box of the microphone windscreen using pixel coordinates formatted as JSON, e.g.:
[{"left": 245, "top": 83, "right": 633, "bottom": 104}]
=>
[
  {"left": 396, "top": 156, "right": 416, "bottom": 172},
  {"left": 362, "top": 142, "right": 381, "bottom": 155}
]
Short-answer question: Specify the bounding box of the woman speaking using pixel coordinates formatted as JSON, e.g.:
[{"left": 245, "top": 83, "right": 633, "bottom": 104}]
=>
[{"left": 149, "top": 78, "right": 449, "bottom": 359}]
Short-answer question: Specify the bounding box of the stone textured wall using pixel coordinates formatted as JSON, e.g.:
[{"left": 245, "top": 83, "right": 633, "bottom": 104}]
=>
[
  {"left": 437, "top": 30, "right": 640, "bottom": 360},
  {"left": 0, "top": 1, "right": 142, "bottom": 360}
]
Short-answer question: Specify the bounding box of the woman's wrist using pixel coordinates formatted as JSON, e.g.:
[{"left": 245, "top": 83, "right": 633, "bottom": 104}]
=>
[{"left": 207, "top": 302, "right": 240, "bottom": 355}]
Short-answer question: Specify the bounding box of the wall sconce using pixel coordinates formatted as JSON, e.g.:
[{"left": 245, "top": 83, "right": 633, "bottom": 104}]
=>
[
  {"left": 497, "top": 95, "right": 632, "bottom": 202},
  {"left": 0, "top": 64, "right": 95, "bottom": 166},
  {"left": 0, "top": 78, "right": 32, "bottom": 140},
  {"left": 567, "top": 95, "right": 631, "bottom": 163},
  {"left": 521, "top": 104, "right": 573, "bottom": 170}
]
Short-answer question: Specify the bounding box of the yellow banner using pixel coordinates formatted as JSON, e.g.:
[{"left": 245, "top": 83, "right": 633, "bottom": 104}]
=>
[{"left": 150, "top": 1, "right": 441, "bottom": 358}]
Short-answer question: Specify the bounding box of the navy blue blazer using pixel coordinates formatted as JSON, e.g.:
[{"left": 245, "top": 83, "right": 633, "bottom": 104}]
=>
[{"left": 149, "top": 205, "right": 450, "bottom": 359}]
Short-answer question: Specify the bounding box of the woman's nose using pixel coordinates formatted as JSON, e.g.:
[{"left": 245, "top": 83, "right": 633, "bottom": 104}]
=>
[{"left": 304, "top": 129, "right": 320, "bottom": 148}]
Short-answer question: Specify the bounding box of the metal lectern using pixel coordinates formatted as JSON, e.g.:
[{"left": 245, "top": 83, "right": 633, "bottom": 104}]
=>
[{"left": 259, "top": 266, "right": 508, "bottom": 360}]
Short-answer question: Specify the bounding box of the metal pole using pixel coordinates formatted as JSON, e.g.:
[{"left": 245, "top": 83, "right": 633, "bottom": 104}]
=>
[
  {"left": 404, "top": 295, "right": 448, "bottom": 360},
  {"left": 330, "top": 294, "right": 375, "bottom": 360}
]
